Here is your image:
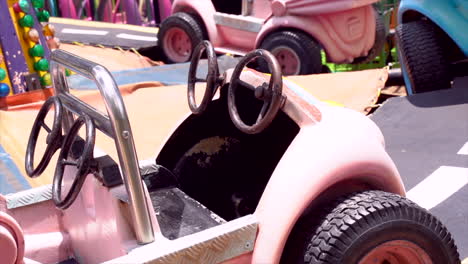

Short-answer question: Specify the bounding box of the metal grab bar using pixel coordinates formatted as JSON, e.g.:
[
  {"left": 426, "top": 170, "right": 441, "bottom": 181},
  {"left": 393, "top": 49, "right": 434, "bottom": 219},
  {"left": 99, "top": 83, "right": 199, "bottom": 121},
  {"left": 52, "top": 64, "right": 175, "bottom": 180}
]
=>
[{"left": 50, "top": 49, "right": 154, "bottom": 244}]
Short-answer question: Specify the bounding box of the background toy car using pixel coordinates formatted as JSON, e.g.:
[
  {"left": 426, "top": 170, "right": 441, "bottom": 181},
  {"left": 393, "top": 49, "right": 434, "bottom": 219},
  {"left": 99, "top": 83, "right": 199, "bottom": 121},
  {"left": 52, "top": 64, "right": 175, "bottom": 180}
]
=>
[
  {"left": 396, "top": 0, "right": 468, "bottom": 94},
  {"left": 157, "top": 0, "right": 387, "bottom": 76},
  {"left": 323, "top": 0, "right": 401, "bottom": 73}
]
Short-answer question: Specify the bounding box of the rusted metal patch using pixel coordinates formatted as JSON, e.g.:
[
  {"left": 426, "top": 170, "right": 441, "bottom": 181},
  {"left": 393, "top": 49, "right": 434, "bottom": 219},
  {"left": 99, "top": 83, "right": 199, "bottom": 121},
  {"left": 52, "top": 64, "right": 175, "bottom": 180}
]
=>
[{"left": 183, "top": 136, "right": 240, "bottom": 169}]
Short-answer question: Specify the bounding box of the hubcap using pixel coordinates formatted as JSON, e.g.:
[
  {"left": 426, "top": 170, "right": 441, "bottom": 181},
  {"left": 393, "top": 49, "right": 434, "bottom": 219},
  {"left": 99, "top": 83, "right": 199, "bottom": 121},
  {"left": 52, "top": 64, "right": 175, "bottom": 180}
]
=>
[
  {"left": 271, "top": 46, "right": 300, "bottom": 76},
  {"left": 358, "top": 240, "right": 433, "bottom": 264},
  {"left": 164, "top": 28, "right": 192, "bottom": 62}
]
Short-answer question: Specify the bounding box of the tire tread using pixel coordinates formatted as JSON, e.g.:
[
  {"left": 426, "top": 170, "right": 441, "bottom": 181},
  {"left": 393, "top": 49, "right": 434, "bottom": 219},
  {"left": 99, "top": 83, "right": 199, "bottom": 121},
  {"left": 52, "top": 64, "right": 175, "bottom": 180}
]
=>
[
  {"left": 396, "top": 20, "right": 452, "bottom": 93},
  {"left": 302, "top": 190, "right": 459, "bottom": 264},
  {"left": 259, "top": 30, "right": 322, "bottom": 75}
]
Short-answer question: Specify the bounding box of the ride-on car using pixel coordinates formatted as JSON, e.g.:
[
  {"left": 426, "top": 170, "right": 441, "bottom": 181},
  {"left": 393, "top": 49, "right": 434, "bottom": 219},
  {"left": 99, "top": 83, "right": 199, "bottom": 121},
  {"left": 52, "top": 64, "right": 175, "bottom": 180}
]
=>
[
  {"left": 158, "top": 0, "right": 386, "bottom": 75},
  {"left": 396, "top": 0, "right": 468, "bottom": 94},
  {"left": 0, "top": 42, "right": 459, "bottom": 263}
]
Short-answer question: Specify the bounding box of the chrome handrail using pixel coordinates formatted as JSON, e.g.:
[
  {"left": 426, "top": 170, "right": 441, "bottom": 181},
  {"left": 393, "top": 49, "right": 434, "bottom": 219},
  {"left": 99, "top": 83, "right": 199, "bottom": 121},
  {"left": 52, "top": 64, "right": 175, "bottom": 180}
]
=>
[{"left": 50, "top": 49, "right": 154, "bottom": 244}]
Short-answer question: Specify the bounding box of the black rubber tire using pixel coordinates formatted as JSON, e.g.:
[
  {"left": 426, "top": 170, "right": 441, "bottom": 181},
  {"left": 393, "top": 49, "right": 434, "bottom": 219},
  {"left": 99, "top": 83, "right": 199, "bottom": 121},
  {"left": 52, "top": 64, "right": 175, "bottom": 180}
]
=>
[
  {"left": 353, "top": 7, "right": 386, "bottom": 64},
  {"left": 396, "top": 19, "right": 452, "bottom": 93},
  {"left": 321, "top": 65, "right": 332, "bottom": 74},
  {"left": 158, "top": 12, "right": 207, "bottom": 63},
  {"left": 281, "top": 190, "right": 460, "bottom": 264},
  {"left": 259, "top": 31, "right": 322, "bottom": 75}
]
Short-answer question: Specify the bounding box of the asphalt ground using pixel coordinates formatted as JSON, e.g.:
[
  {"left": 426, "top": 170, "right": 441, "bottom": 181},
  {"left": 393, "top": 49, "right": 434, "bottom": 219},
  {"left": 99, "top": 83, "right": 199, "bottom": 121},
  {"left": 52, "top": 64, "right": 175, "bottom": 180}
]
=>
[
  {"left": 371, "top": 77, "right": 468, "bottom": 260},
  {"left": 50, "top": 17, "right": 158, "bottom": 49}
]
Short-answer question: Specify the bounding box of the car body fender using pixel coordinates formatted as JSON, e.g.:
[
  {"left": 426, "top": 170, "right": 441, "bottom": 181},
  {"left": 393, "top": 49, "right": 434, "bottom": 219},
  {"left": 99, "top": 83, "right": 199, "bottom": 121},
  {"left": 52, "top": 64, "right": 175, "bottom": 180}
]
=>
[
  {"left": 255, "top": 5, "right": 375, "bottom": 63},
  {"left": 398, "top": 0, "right": 468, "bottom": 56},
  {"left": 252, "top": 106, "right": 405, "bottom": 264},
  {"left": 171, "top": 0, "right": 221, "bottom": 46}
]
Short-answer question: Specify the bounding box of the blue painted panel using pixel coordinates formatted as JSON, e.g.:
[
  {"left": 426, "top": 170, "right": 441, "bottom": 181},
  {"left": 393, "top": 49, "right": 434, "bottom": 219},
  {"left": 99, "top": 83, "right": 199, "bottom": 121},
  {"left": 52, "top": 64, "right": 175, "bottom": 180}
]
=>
[
  {"left": 0, "top": 145, "right": 30, "bottom": 195},
  {"left": 67, "top": 55, "right": 240, "bottom": 90}
]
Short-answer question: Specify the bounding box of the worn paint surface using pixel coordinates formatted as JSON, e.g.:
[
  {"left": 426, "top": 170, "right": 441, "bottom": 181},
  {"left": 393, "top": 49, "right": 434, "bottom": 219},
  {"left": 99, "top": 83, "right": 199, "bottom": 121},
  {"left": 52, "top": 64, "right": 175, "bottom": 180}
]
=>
[
  {"left": 12, "top": 71, "right": 28, "bottom": 93},
  {"left": 184, "top": 136, "right": 240, "bottom": 168}
]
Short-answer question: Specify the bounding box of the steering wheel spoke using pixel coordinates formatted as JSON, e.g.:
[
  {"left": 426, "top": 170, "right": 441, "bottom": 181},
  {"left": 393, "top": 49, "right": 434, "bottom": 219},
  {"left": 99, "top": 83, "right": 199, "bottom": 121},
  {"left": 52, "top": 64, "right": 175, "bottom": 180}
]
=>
[
  {"left": 228, "top": 49, "right": 283, "bottom": 134},
  {"left": 257, "top": 101, "right": 270, "bottom": 123},
  {"left": 187, "top": 41, "right": 220, "bottom": 115},
  {"left": 40, "top": 121, "right": 52, "bottom": 133},
  {"left": 25, "top": 96, "right": 64, "bottom": 178},
  {"left": 52, "top": 114, "right": 96, "bottom": 210},
  {"left": 235, "top": 79, "right": 256, "bottom": 92}
]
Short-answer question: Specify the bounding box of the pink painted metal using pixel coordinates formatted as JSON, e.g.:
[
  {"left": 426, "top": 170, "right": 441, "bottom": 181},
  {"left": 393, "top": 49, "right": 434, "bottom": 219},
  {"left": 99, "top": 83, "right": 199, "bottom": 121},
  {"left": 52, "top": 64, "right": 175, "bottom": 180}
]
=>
[
  {"left": 270, "top": 0, "right": 377, "bottom": 16},
  {"left": 256, "top": 6, "right": 375, "bottom": 63},
  {"left": 252, "top": 0, "right": 272, "bottom": 19},
  {"left": 0, "top": 224, "right": 17, "bottom": 264},
  {"left": 170, "top": 0, "right": 378, "bottom": 64},
  {"left": 2, "top": 199, "right": 70, "bottom": 263},
  {"left": 0, "top": 210, "right": 24, "bottom": 264}
]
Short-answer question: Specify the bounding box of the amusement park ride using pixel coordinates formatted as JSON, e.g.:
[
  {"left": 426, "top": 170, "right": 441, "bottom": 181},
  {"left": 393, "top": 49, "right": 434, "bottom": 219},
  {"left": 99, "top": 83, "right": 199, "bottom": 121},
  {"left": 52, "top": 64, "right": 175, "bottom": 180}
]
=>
[
  {"left": 0, "top": 34, "right": 461, "bottom": 263},
  {"left": 42, "top": 0, "right": 172, "bottom": 26},
  {"left": 0, "top": 1, "right": 464, "bottom": 264},
  {"left": 0, "top": 0, "right": 60, "bottom": 97}
]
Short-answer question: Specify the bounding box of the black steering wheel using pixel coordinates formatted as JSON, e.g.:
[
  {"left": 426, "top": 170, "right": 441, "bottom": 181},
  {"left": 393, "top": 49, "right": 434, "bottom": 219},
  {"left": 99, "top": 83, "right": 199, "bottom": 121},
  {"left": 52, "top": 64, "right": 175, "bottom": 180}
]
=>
[
  {"left": 25, "top": 96, "right": 64, "bottom": 178},
  {"left": 228, "top": 49, "right": 283, "bottom": 134},
  {"left": 53, "top": 115, "right": 96, "bottom": 210},
  {"left": 187, "top": 40, "right": 220, "bottom": 115}
]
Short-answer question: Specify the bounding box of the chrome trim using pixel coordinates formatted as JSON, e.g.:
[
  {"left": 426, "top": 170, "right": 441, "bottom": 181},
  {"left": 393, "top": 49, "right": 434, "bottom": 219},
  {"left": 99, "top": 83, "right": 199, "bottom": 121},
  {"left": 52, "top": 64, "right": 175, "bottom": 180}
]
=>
[
  {"left": 242, "top": 0, "right": 254, "bottom": 16},
  {"left": 103, "top": 215, "right": 258, "bottom": 264},
  {"left": 50, "top": 49, "right": 154, "bottom": 244},
  {"left": 57, "top": 93, "right": 114, "bottom": 137},
  {"left": 139, "top": 158, "right": 160, "bottom": 176},
  {"left": 6, "top": 185, "right": 53, "bottom": 209},
  {"left": 213, "top": 12, "right": 263, "bottom": 33}
]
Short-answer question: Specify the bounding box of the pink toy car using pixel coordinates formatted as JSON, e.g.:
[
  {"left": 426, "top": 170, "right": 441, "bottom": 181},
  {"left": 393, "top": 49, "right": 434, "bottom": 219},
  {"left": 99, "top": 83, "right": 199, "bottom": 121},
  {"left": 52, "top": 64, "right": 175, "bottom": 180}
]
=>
[
  {"left": 0, "top": 42, "right": 459, "bottom": 264},
  {"left": 157, "top": 0, "right": 385, "bottom": 75}
]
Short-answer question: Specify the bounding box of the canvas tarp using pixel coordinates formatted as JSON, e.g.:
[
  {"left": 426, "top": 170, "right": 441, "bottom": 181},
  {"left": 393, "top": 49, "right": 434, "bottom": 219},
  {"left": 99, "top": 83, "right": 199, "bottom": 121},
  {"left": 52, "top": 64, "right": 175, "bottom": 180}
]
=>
[{"left": 0, "top": 68, "right": 388, "bottom": 192}]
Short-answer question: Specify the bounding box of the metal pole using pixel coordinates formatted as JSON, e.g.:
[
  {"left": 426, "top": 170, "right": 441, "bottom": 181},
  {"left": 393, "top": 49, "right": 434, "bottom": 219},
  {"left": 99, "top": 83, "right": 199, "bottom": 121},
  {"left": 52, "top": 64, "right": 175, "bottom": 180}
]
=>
[{"left": 50, "top": 50, "right": 154, "bottom": 244}]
